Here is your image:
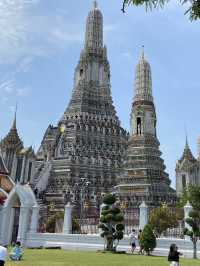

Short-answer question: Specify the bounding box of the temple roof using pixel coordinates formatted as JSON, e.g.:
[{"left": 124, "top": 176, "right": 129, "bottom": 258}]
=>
[
  {"left": 179, "top": 138, "right": 197, "bottom": 164},
  {"left": 0, "top": 113, "right": 23, "bottom": 151}
]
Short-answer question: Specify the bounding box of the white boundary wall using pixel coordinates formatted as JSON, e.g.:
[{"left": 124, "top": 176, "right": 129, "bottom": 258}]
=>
[{"left": 25, "top": 233, "right": 200, "bottom": 259}]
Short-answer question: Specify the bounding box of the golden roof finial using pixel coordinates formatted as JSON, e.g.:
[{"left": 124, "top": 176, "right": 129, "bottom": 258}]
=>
[
  {"left": 12, "top": 103, "right": 18, "bottom": 129},
  {"left": 141, "top": 45, "right": 145, "bottom": 60}
]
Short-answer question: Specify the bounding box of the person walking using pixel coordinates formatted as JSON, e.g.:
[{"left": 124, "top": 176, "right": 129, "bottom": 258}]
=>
[
  {"left": 138, "top": 229, "right": 143, "bottom": 255},
  {"left": 168, "top": 244, "right": 182, "bottom": 266},
  {"left": 0, "top": 245, "right": 7, "bottom": 266},
  {"left": 129, "top": 229, "right": 137, "bottom": 254}
]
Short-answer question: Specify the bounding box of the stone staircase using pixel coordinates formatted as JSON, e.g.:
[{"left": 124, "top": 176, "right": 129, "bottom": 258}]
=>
[
  {"left": 31, "top": 161, "right": 52, "bottom": 193},
  {"left": 31, "top": 162, "right": 45, "bottom": 188}
]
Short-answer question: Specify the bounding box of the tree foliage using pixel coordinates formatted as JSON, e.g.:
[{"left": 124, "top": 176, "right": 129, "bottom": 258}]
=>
[
  {"left": 149, "top": 204, "right": 179, "bottom": 236},
  {"left": 178, "top": 185, "right": 200, "bottom": 210},
  {"left": 184, "top": 210, "right": 200, "bottom": 259},
  {"left": 140, "top": 224, "right": 156, "bottom": 255},
  {"left": 182, "top": 186, "right": 200, "bottom": 259},
  {"left": 99, "top": 193, "right": 124, "bottom": 252},
  {"left": 46, "top": 211, "right": 80, "bottom": 233},
  {"left": 122, "top": 0, "right": 200, "bottom": 20}
]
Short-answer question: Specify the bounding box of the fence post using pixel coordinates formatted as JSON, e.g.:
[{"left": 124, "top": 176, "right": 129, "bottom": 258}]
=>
[
  {"left": 139, "top": 201, "right": 148, "bottom": 230},
  {"left": 100, "top": 203, "right": 106, "bottom": 216},
  {"left": 63, "top": 202, "right": 73, "bottom": 234},
  {"left": 184, "top": 201, "right": 193, "bottom": 235},
  {"left": 30, "top": 205, "right": 39, "bottom": 233}
]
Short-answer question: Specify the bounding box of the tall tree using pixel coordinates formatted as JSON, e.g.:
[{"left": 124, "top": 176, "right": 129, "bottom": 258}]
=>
[
  {"left": 178, "top": 185, "right": 200, "bottom": 209},
  {"left": 184, "top": 210, "right": 200, "bottom": 259},
  {"left": 149, "top": 204, "right": 179, "bottom": 237},
  {"left": 140, "top": 224, "right": 156, "bottom": 255},
  {"left": 122, "top": 0, "right": 200, "bottom": 20},
  {"left": 99, "top": 194, "right": 124, "bottom": 252},
  {"left": 181, "top": 185, "right": 200, "bottom": 259}
]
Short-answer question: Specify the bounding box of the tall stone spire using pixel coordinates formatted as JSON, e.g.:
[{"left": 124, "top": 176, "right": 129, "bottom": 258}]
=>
[
  {"left": 35, "top": 3, "right": 127, "bottom": 220},
  {"left": 117, "top": 49, "right": 176, "bottom": 208},
  {"left": 130, "top": 49, "right": 156, "bottom": 136},
  {"left": 134, "top": 47, "right": 153, "bottom": 102},
  {"left": 12, "top": 104, "right": 17, "bottom": 130},
  {"left": 85, "top": 1, "right": 103, "bottom": 52},
  {"left": 61, "top": 2, "right": 115, "bottom": 120}
]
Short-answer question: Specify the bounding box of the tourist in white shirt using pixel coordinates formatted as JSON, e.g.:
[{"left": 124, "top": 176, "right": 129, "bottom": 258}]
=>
[
  {"left": 129, "top": 229, "right": 137, "bottom": 254},
  {"left": 0, "top": 245, "right": 7, "bottom": 266}
]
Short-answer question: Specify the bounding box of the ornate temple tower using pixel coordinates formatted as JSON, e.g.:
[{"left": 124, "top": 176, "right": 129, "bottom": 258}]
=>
[
  {"left": 0, "top": 113, "right": 23, "bottom": 173},
  {"left": 0, "top": 113, "right": 35, "bottom": 184},
  {"left": 176, "top": 138, "right": 199, "bottom": 197},
  {"left": 34, "top": 2, "right": 127, "bottom": 217},
  {"left": 116, "top": 49, "right": 176, "bottom": 207}
]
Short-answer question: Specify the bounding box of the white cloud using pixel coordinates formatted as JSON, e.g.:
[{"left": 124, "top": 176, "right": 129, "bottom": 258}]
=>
[
  {"left": 0, "top": 78, "right": 15, "bottom": 93},
  {"left": 0, "top": 0, "right": 40, "bottom": 64},
  {"left": 17, "top": 56, "right": 34, "bottom": 73},
  {"left": 16, "top": 86, "right": 30, "bottom": 96},
  {"left": 0, "top": 0, "right": 85, "bottom": 65},
  {"left": 0, "top": 74, "right": 30, "bottom": 98}
]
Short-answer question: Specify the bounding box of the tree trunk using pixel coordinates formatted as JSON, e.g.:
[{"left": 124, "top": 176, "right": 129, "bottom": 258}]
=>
[
  {"left": 106, "top": 238, "right": 114, "bottom": 252},
  {"left": 193, "top": 240, "right": 197, "bottom": 259}
]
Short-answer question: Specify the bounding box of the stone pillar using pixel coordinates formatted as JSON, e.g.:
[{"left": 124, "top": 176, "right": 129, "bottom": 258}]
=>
[
  {"left": 17, "top": 207, "right": 30, "bottom": 245},
  {"left": 139, "top": 201, "right": 148, "bottom": 230},
  {"left": 184, "top": 201, "right": 193, "bottom": 231},
  {"left": 0, "top": 207, "right": 10, "bottom": 245},
  {"left": 100, "top": 203, "right": 106, "bottom": 216},
  {"left": 63, "top": 203, "right": 73, "bottom": 234},
  {"left": 29, "top": 206, "right": 39, "bottom": 233}
]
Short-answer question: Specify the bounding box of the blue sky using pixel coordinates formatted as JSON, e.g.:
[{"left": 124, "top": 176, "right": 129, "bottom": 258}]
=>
[{"left": 0, "top": 0, "right": 200, "bottom": 188}]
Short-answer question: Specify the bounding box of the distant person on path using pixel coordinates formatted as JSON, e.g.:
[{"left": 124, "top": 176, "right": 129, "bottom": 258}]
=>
[
  {"left": 168, "top": 244, "right": 182, "bottom": 266},
  {"left": 0, "top": 245, "right": 7, "bottom": 266},
  {"left": 129, "top": 229, "right": 137, "bottom": 254},
  {"left": 10, "top": 241, "right": 23, "bottom": 261},
  {"left": 138, "top": 229, "right": 143, "bottom": 255}
]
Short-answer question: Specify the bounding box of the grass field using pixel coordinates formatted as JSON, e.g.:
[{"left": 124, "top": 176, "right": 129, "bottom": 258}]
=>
[{"left": 5, "top": 250, "right": 200, "bottom": 266}]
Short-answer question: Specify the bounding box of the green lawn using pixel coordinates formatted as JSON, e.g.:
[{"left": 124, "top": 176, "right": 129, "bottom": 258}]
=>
[{"left": 5, "top": 250, "right": 199, "bottom": 266}]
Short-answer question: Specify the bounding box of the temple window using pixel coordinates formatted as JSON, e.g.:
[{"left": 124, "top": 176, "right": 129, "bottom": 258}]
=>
[
  {"left": 136, "top": 117, "right": 142, "bottom": 135},
  {"left": 182, "top": 174, "right": 186, "bottom": 188},
  {"left": 15, "top": 158, "right": 23, "bottom": 183},
  {"left": 28, "top": 162, "right": 32, "bottom": 182}
]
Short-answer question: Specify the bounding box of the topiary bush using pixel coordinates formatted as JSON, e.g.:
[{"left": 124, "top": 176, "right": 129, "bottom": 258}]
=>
[
  {"left": 99, "top": 193, "right": 124, "bottom": 252},
  {"left": 140, "top": 224, "right": 156, "bottom": 255}
]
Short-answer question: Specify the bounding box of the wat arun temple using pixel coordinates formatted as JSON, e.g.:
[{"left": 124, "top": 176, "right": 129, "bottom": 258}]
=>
[{"left": 0, "top": 2, "right": 179, "bottom": 225}]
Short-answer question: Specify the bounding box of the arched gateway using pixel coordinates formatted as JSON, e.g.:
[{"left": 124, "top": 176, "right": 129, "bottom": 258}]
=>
[{"left": 0, "top": 184, "right": 38, "bottom": 245}]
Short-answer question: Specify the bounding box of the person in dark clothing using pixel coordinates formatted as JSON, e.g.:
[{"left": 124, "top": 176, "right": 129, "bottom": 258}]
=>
[
  {"left": 0, "top": 245, "right": 7, "bottom": 266},
  {"left": 168, "top": 244, "right": 182, "bottom": 266},
  {"left": 138, "top": 229, "right": 144, "bottom": 255}
]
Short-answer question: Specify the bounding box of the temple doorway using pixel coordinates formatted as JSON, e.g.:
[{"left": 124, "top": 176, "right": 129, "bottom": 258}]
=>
[
  {"left": 11, "top": 196, "right": 21, "bottom": 244},
  {"left": 0, "top": 184, "right": 38, "bottom": 245}
]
